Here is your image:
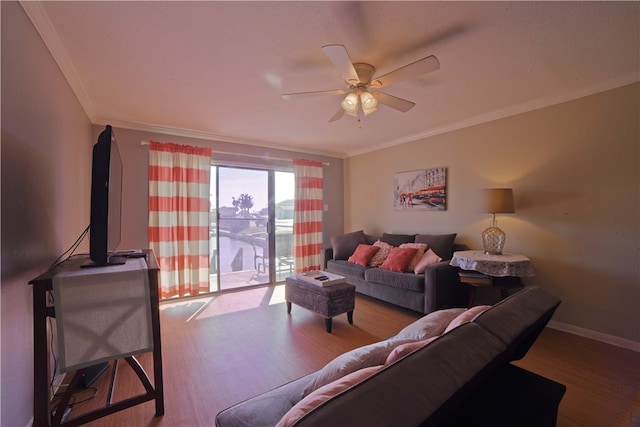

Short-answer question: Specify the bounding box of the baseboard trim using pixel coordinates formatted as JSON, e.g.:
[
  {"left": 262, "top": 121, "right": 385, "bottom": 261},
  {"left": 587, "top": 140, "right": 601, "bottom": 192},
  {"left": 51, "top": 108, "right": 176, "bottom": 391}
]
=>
[{"left": 547, "top": 320, "right": 640, "bottom": 352}]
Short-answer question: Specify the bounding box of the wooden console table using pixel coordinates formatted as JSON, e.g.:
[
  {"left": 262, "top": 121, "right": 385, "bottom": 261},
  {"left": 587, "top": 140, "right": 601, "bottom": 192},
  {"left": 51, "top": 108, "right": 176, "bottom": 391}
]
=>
[{"left": 29, "top": 250, "right": 163, "bottom": 427}]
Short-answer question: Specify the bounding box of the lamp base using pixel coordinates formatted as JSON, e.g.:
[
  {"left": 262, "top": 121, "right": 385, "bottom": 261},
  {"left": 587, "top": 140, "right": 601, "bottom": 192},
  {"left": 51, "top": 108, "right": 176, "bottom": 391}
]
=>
[{"left": 482, "top": 220, "right": 506, "bottom": 255}]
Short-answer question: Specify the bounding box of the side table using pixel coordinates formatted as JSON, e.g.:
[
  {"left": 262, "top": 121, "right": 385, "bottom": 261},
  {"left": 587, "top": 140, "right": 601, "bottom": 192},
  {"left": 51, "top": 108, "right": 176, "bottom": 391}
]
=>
[{"left": 450, "top": 250, "right": 535, "bottom": 307}]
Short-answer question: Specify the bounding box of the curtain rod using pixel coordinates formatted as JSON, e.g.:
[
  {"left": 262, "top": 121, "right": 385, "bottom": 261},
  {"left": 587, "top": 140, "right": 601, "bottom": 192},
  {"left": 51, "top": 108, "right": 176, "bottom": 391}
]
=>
[{"left": 140, "top": 140, "right": 330, "bottom": 166}]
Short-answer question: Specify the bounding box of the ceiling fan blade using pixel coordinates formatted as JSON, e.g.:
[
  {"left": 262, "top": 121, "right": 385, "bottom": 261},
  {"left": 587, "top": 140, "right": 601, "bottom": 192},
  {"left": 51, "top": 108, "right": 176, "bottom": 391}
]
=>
[
  {"left": 372, "top": 55, "right": 440, "bottom": 88},
  {"left": 282, "top": 88, "right": 349, "bottom": 100},
  {"left": 322, "top": 44, "right": 360, "bottom": 85},
  {"left": 328, "top": 109, "right": 345, "bottom": 122},
  {"left": 373, "top": 92, "right": 416, "bottom": 112}
]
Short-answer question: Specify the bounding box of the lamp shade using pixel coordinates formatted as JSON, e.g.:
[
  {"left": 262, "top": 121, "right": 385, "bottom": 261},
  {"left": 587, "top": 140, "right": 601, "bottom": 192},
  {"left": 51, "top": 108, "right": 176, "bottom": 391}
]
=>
[
  {"left": 341, "top": 93, "right": 359, "bottom": 116},
  {"left": 479, "top": 188, "right": 515, "bottom": 214},
  {"left": 360, "top": 91, "right": 378, "bottom": 115}
]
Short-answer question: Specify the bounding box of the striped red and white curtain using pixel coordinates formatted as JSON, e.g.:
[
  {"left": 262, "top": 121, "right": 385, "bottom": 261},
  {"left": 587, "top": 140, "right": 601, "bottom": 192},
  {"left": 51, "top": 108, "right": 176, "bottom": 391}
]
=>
[
  {"left": 293, "top": 159, "right": 323, "bottom": 272},
  {"left": 148, "top": 142, "right": 212, "bottom": 299}
]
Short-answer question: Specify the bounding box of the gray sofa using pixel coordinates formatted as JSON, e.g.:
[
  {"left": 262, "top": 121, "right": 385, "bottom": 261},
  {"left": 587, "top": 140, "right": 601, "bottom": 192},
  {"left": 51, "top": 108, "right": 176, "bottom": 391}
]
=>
[
  {"left": 324, "top": 230, "right": 469, "bottom": 313},
  {"left": 215, "top": 286, "right": 565, "bottom": 427}
]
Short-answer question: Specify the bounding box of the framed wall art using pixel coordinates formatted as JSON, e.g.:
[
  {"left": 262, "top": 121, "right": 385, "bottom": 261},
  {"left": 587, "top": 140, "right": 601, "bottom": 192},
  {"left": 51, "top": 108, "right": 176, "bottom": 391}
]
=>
[{"left": 394, "top": 167, "right": 447, "bottom": 211}]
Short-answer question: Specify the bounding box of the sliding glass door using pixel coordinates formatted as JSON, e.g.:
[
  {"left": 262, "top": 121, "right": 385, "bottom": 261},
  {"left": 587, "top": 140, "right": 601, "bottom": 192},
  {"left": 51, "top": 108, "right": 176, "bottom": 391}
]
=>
[{"left": 209, "top": 166, "right": 294, "bottom": 292}]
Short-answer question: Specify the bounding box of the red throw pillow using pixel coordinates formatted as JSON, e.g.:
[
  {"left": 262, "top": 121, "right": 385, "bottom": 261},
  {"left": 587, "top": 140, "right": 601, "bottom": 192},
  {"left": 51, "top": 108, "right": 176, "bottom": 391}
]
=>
[
  {"left": 380, "top": 247, "right": 418, "bottom": 272},
  {"left": 348, "top": 244, "right": 380, "bottom": 266},
  {"left": 399, "top": 243, "right": 428, "bottom": 272}
]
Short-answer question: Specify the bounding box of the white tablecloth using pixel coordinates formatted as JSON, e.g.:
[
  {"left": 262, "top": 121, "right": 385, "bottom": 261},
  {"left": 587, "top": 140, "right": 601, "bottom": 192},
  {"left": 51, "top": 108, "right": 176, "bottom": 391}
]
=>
[{"left": 450, "top": 250, "right": 535, "bottom": 277}]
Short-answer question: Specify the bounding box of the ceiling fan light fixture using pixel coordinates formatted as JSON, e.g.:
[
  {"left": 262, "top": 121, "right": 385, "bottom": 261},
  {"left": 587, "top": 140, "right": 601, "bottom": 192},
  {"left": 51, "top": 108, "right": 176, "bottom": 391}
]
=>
[
  {"left": 341, "top": 92, "right": 359, "bottom": 115},
  {"left": 360, "top": 91, "right": 378, "bottom": 115},
  {"left": 362, "top": 105, "right": 377, "bottom": 116},
  {"left": 283, "top": 45, "right": 440, "bottom": 122}
]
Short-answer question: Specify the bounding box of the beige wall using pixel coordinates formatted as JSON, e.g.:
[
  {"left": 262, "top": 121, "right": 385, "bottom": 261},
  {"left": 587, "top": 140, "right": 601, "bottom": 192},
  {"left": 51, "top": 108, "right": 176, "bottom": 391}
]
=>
[
  {"left": 98, "top": 126, "right": 344, "bottom": 253},
  {"left": 1, "top": 2, "right": 93, "bottom": 426},
  {"left": 345, "top": 83, "right": 639, "bottom": 344}
]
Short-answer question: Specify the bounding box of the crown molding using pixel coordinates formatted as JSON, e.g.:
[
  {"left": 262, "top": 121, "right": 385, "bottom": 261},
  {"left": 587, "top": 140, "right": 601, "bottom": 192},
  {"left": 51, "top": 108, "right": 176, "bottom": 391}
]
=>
[
  {"left": 93, "top": 117, "right": 346, "bottom": 159},
  {"left": 346, "top": 73, "right": 640, "bottom": 158}
]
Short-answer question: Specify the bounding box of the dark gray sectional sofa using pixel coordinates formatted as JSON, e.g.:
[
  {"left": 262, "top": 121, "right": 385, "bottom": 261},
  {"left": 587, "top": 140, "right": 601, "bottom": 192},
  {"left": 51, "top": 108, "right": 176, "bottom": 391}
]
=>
[
  {"left": 324, "top": 230, "right": 469, "bottom": 313},
  {"left": 215, "top": 286, "right": 566, "bottom": 427}
]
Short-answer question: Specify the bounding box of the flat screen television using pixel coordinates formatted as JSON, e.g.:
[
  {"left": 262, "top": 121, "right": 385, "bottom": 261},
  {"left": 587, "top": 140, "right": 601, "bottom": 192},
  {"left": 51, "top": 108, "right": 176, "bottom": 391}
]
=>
[{"left": 83, "top": 125, "right": 124, "bottom": 267}]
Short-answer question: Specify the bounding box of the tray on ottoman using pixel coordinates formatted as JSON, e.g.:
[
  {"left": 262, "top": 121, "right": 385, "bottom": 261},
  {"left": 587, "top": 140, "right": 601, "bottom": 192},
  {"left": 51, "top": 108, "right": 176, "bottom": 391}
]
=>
[
  {"left": 285, "top": 273, "right": 355, "bottom": 333},
  {"left": 294, "top": 269, "right": 347, "bottom": 287}
]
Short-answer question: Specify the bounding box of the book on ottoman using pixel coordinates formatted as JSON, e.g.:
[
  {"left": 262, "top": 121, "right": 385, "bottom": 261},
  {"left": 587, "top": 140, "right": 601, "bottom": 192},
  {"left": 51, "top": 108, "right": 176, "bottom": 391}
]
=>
[{"left": 295, "top": 270, "right": 346, "bottom": 287}]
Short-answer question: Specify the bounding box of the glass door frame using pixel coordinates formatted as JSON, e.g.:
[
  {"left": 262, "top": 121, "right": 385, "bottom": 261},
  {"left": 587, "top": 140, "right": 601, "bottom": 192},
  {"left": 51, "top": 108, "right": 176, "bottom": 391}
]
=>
[{"left": 210, "top": 164, "right": 293, "bottom": 293}]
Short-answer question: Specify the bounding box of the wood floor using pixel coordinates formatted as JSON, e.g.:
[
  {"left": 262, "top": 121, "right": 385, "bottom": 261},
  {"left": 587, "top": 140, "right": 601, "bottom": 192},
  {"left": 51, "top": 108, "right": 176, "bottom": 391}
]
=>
[{"left": 65, "top": 284, "right": 639, "bottom": 427}]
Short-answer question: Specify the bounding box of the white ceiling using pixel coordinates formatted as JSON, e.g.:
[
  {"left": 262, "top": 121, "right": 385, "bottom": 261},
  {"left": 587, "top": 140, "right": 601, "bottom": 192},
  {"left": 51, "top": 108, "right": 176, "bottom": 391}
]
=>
[{"left": 22, "top": 1, "right": 639, "bottom": 158}]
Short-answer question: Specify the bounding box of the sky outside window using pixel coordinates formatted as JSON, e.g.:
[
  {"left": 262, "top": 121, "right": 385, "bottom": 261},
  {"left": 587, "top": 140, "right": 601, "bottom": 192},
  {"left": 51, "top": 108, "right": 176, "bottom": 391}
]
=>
[{"left": 210, "top": 167, "right": 294, "bottom": 212}]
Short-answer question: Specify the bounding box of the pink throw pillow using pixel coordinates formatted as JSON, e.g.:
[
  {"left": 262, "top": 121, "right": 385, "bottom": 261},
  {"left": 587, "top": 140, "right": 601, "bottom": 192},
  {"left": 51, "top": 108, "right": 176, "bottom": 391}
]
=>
[
  {"left": 369, "top": 240, "right": 393, "bottom": 267},
  {"left": 347, "top": 244, "right": 380, "bottom": 266},
  {"left": 399, "top": 243, "right": 428, "bottom": 272},
  {"left": 413, "top": 249, "right": 443, "bottom": 274},
  {"left": 395, "top": 308, "right": 466, "bottom": 341},
  {"left": 276, "top": 366, "right": 383, "bottom": 427},
  {"left": 444, "top": 305, "right": 491, "bottom": 333},
  {"left": 380, "top": 247, "right": 418, "bottom": 272},
  {"left": 384, "top": 336, "right": 438, "bottom": 365}
]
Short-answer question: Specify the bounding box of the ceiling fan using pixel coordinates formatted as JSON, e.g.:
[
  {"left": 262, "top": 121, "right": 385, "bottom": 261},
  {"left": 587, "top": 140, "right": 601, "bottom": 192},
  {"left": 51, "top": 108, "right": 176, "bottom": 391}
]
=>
[{"left": 282, "top": 44, "right": 440, "bottom": 122}]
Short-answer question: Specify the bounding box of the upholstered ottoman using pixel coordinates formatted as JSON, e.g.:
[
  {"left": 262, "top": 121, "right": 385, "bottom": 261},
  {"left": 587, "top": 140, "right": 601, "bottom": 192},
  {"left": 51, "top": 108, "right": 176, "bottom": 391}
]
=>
[{"left": 285, "top": 276, "right": 355, "bottom": 333}]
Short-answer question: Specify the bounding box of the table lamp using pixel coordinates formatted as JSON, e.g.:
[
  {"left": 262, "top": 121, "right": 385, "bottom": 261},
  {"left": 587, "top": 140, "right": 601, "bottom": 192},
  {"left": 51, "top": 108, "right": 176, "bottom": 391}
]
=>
[{"left": 479, "top": 188, "right": 515, "bottom": 255}]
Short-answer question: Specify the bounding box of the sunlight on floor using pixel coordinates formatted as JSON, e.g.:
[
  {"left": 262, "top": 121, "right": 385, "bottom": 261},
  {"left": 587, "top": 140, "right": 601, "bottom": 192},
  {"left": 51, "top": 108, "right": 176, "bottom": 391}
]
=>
[
  {"left": 159, "top": 296, "right": 213, "bottom": 312},
  {"left": 269, "top": 284, "right": 286, "bottom": 306},
  {"left": 159, "top": 285, "right": 287, "bottom": 322}
]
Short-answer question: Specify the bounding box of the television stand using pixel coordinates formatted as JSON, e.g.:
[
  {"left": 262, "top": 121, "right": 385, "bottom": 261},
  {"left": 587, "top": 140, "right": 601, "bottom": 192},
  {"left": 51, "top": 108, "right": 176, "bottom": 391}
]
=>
[
  {"left": 79, "top": 361, "right": 109, "bottom": 388},
  {"left": 80, "top": 256, "right": 127, "bottom": 268},
  {"left": 29, "top": 250, "right": 163, "bottom": 427}
]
